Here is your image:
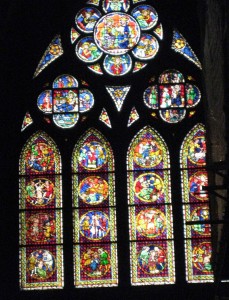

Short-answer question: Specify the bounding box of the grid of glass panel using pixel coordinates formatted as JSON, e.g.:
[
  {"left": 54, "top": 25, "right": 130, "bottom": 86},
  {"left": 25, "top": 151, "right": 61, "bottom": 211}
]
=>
[
  {"left": 72, "top": 128, "right": 118, "bottom": 287},
  {"left": 19, "top": 131, "right": 64, "bottom": 289},
  {"left": 180, "top": 124, "right": 214, "bottom": 282},
  {"left": 127, "top": 126, "right": 175, "bottom": 285}
]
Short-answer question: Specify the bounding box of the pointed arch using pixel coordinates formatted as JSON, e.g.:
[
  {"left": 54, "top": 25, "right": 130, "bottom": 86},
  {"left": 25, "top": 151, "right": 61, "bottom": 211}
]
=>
[
  {"left": 72, "top": 128, "right": 118, "bottom": 287},
  {"left": 180, "top": 124, "right": 214, "bottom": 282},
  {"left": 19, "top": 131, "right": 64, "bottom": 289},
  {"left": 127, "top": 126, "right": 175, "bottom": 285}
]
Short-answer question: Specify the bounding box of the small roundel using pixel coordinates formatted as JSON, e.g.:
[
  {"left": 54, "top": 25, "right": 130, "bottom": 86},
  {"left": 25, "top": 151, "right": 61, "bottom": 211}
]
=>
[
  {"left": 75, "top": 7, "right": 102, "bottom": 33},
  {"left": 94, "top": 12, "right": 141, "bottom": 55},
  {"left": 79, "top": 176, "right": 109, "bottom": 205},
  {"left": 103, "top": 54, "right": 132, "bottom": 76},
  {"left": 132, "top": 33, "right": 159, "bottom": 60},
  {"left": 79, "top": 141, "right": 107, "bottom": 170},
  {"left": 76, "top": 37, "right": 103, "bottom": 63},
  {"left": 27, "top": 249, "right": 56, "bottom": 280},
  {"left": 138, "top": 244, "right": 167, "bottom": 274},
  {"left": 131, "top": 5, "right": 158, "bottom": 30}
]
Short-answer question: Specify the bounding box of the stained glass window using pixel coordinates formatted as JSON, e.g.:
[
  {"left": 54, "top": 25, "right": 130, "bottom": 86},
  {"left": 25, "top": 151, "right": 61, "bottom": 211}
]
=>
[
  {"left": 19, "top": 131, "right": 64, "bottom": 289},
  {"left": 37, "top": 75, "right": 94, "bottom": 129},
  {"left": 127, "top": 126, "right": 175, "bottom": 285},
  {"left": 171, "top": 30, "right": 202, "bottom": 70},
  {"left": 72, "top": 128, "right": 118, "bottom": 287},
  {"left": 13, "top": 0, "right": 220, "bottom": 296},
  {"left": 72, "top": 2, "right": 162, "bottom": 76},
  {"left": 33, "top": 35, "right": 64, "bottom": 78},
  {"left": 143, "top": 69, "right": 201, "bottom": 123},
  {"left": 180, "top": 124, "right": 214, "bottom": 282}
]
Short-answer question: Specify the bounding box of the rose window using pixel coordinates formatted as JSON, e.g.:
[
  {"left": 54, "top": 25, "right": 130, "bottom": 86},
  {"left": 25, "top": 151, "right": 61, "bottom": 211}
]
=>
[{"left": 73, "top": 1, "right": 163, "bottom": 76}]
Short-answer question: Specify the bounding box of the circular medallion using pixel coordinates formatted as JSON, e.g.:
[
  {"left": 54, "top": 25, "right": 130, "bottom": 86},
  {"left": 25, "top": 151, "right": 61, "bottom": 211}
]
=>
[
  {"left": 133, "top": 138, "right": 162, "bottom": 168},
  {"left": 103, "top": 54, "right": 132, "bottom": 76},
  {"left": 131, "top": 5, "right": 158, "bottom": 30},
  {"left": 79, "top": 141, "right": 107, "bottom": 170},
  {"left": 132, "top": 34, "right": 159, "bottom": 60},
  {"left": 25, "top": 178, "right": 55, "bottom": 207},
  {"left": 76, "top": 36, "right": 103, "bottom": 63},
  {"left": 189, "top": 171, "right": 208, "bottom": 201},
  {"left": 49, "top": 44, "right": 61, "bottom": 55},
  {"left": 75, "top": 7, "right": 102, "bottom": 33},
  {"left": 138, "top": 245, "right": 166, "bottom": 274},
  {"left": 81, "top": 246, "right": 111, "bottom": 277},
  {"left": 136, "top": 208, "right": 166, "bottom": 237},
  {"left": 26, "top": 249, "right": 56, "bottom": 280},
  {"left": 134, "top": 173, "right": 164, "bottom": 202},
  {"left": 26, "top": 213, "right": 56, "bottom": 243},
  {"left": 192, "top": 242, "right": 212, "bottom": 272},
  {"left": 26, "top": 143, "right": 55, "bottom": 173},
  {"left": 190, "top": 206, "right": 210, "bottom": 236},
  {"left": 188, "top": 136, "right": 206, "bottom": 165},
  {"left": 79, "top": 211, "right": 110, "bottom": 240},
  {"left": 79, "top": 176, "right": 109, "bottom": 205},
  {"left": 94, "top": 12, "right": 141, "bottom": 55},
  {"left": 102, "top": 0, "right": 130, "bottom": 13}
]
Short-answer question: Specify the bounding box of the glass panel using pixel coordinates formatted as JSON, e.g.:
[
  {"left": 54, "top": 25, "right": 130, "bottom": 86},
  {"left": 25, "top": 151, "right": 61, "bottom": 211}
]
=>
[
  {"left": 130, "top": 240, "right": 175, "bottom": 285},
  {"left": 72, "top": 129, "right": 118, "bottom": 287},
  {"left": 181, "top": 124, "right": 213, "bottom": 282},
  {"left": 127, "top": 126, "right": 175, "bottom": 285},
  {"left": 19, "top": 131, "right": 64, "bottom": 290},
  {"left": 74, "top": 243, "right": 118, "bottom": 287},
  {"left": 171, "top": 30, "right": 202, "bottom": 70},
  {"left": 20, "top": 245, "right": 64, "bottom": 289},
  {"left": 33, "top": 35, "right": 63, "bottom": 78}
]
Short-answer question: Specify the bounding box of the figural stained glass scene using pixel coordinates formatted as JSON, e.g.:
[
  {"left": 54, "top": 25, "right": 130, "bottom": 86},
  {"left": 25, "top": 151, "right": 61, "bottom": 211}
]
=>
[
  {"left": 72, "top": 129, "right": 118, "bottom": 287},
  {"left": 180, "top": 124, "right": 213, "bottom": 283},
  {"left": 19, "top": 132, "right": 64, "bottom": 289},
  {"left": 37, "top": 74, "right": 94, "bottom": 129},
  {"left": 143, "top": 69, "right": 201, "bottom": 123},
  {"left": 127, "top": 127, "right": 175, "bottom": 285},
  {"left": 72, "top": 0, "right": 162, "bottom": 76}
]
